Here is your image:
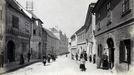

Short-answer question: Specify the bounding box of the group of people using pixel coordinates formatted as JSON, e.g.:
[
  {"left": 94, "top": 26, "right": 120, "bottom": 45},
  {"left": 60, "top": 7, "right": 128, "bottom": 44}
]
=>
[
  {"left": 19, "top": 52, "right": 31, "bottom": 65},
  {"left": 42, "top": 54, "right": 57, "bottom": 66},
  {"left": 79, "top": 51, "right": 87, "bottom": 71},
  {"left": 71, "top": 50, "right": 97, "bottom": 71},
  {"left": 71, "top": 51, "right": 87, "bottom": 71}
]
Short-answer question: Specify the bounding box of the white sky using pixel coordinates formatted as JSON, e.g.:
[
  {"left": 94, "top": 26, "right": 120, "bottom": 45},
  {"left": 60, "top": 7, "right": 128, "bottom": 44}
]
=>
[{"left": 16, "top": 0, "right": 97, "bottom": 38}]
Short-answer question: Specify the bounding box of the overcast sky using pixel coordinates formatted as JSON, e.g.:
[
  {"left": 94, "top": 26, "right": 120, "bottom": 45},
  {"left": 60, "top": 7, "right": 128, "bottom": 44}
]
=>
[{"left": 16, "top": 0, "right": 97, "bottom": 38}]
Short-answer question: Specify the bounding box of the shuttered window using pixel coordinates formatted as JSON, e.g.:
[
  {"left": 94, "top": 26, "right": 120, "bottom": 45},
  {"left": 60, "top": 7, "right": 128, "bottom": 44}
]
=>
[{"left": 119, "top": 39, "right": 131, "bottom": 64}]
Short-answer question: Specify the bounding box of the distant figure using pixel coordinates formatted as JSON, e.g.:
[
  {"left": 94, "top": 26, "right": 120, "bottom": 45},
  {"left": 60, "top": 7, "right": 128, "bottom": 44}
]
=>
[
  {"left": 27, "top": 52, "right": 31, "bottom": 62},
  {"left": 43, "top": 56, "right": 46, "bottom": 66},
  {"left": 80, "top": 56, "right": 86, "bottom": 71},
  {"left": 93, "top": 54, "right": 96, "bottom": 64},
  {"left": 75, "top": 53, "right": 78, "bottom": 60},
  {"left": 0, "top": 52, "right": 4, "bottom": 67},
  {"left": 89, "top": 55, "right": 92, "bottom": 62},
  {"left": 83, "top": 51, "right": 87, "bottom": 61},
  {"left": 51, "top": 55, "right": 56, "bottom": 61},
  {"left": 47, "top": 54, "right": 51, "bottom": 63},
  {"left": 19, "top": 54, "right": 24, "bottom": 65},
  {"left": 102, "top": 53, "right": 108, "bottom": 69},
  {"left": 66, "top": 54, "right": 68, "bottom": 57},
  {"left": 71, "top": 54, "right": 74, "bottom": 60}
]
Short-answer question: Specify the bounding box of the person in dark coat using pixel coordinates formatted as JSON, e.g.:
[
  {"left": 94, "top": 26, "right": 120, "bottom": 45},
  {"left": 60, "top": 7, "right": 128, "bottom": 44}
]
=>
[
  {"left": 27, "top": 52, "right": 31, "bottom": 62},
  {"left": 89, "top": 55, "right": 92, "bottom": 62},
  {"left": 71, "top": 54, "right": 74, "bottom": 60},
  {"left": 102, "top": 53, "right": 108, "bottom": 69},
  {"left": 80, "top": 55, "right": 86, "bottom": 71},
  {"left": 47, "top": 54, "right": 51, "bottom": 63},
  {"left": 51, "top": 55, "right": 56, "bottom": 61},
  {"left": 19, "top": 54, "right": 24, "bottom": 65},
  {"left": 75, "top": 53, "right": 78, "bottom": 60},
  {"left": 43, "top": 56, "right": 46, "bottom": 66},
  {"left": 84, "top": 51, "right": 87, "bottom": 61},
  {"left": 93, "top": 54, "right": 96, "bottom": 64},
  {"left": 0, "top": 52, "right": 4, "bottom": 67}
]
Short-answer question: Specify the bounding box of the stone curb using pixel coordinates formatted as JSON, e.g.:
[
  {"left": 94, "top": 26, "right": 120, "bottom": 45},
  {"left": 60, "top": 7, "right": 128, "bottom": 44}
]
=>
[{"left": 0, "top": 60, "right": 41, "bottom": 75}]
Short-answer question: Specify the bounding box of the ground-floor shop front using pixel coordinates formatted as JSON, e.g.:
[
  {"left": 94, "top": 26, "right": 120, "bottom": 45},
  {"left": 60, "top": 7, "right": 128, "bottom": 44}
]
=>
[{"left": 96, "top": 22, "right": 134, "bottom": 72}]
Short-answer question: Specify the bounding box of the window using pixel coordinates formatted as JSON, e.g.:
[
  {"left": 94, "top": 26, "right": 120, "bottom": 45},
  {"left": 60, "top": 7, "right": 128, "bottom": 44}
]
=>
[
  {"left": 0, "top": 5, "right": 2, "bottom": 20},
  {"left": 25, "top": 22, "right": 30, "bottom": 33},
  {"left": 22, "top": 42, "right": 26, "bottom": 52},
  {"left": 107, "top": 10, "right": 112, "bottom": 26},
  {"left": 33, "top": 29, "right": 36, "bottom": 35},
  {"left": 107, "top": 2, "right": 111, "bottom": 11},
  {"left": 122, "top": 0, "right": 131, "bottom": 16},
  {"left": 119, "top": 39, "right": 131, "bottom": 64},
  {"left": 12, "top": 15, "right": 19, "bottom": 28},
  {"left": 107, "top": 2, "right": 112, "bottom": 26},
  {"left": 97, "top": 22, "right": 101, "bottom": 31}
]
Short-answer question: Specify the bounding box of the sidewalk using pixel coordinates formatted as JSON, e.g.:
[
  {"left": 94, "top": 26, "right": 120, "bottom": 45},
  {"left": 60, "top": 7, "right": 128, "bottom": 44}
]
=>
[{"left": 0, "top": 59, "right": 41, "bottom": 74}]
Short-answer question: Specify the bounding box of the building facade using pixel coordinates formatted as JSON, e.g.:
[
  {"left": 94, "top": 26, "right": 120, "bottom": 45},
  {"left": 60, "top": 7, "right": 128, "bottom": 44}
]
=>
[
  {"left": 45, "top": 28, "right": 59, "bottom": 56},
  {"left": 41, "top": 28, "right": 47, "bottom": 57},
  {"left": 50, "top": 28, "right": 68, "bottom": 55},
  {"left": 30, "top": 13, "right": 43, "bottom": 59},
  {"left": 85, "top": 3, "right": 96, "bottom": 62},
  {"left": 0, "top": 0, "right": 32, "bottom": 63},
  {"left": 93, "top": 0, "right": 134, "bottom": 72},
  {"left": 70, "top": 34, "right": 77, "bottom": 56},
  {"left": 76, "top": 25, "right": 87, "bottom": 56}
]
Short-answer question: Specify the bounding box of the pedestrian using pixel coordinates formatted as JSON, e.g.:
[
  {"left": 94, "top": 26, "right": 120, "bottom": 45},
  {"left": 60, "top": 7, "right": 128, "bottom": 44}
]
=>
[
  {"left": 71, "top": 54, "right": 74, "bottom": 60},
  {"left": 27, "top": 52, "right": 31, "bottom": 62},
  {"left": 47, "top": 54, "right": 51, "bottom": 63},
  {"left": 84, "top": 51, "right": 87, "bottom": 61},
  {"left": 93, "top": 54, "right": 96, "bottom": 64},
  {"left": 43, "top": 56, "right": 46, "bottom": 66},
  {"left": 75, "top": 53, "right": 78, "bottom": 60},
  {"left": 19, "top": 54, "right": 24, "bottom": 65},
  {"left": 102, "top": 53, "right": 108, "bottom": 69},
  {"left": 0, "top": 52, "right": 4, "bottom": 67},
  {"left": 66, "top": 54, "right": 68, "bottom": 57},
  {"left": 51, "top": 55, "right": 56, "bottom": 61},
  {"left": 89, "top": 55, "right": 92, "bottom": 62},
  {"left": 79, "top": 55, "right": 86, "bottom": 71}
]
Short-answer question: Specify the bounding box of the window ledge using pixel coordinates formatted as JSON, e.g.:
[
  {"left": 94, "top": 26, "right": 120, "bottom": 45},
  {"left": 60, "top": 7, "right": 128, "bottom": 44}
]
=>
[{"left": 121, "top": 9, "right": 131, "bottom": 17}]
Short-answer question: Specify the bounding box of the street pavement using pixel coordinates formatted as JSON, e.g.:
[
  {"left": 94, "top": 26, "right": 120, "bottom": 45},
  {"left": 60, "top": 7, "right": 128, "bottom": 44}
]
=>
[{"left": 2, "top": 55, "right": 132, "bottom": 75}]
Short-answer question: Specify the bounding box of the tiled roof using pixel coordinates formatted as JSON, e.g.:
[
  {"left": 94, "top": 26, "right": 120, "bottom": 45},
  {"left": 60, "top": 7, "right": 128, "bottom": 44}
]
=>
[{"left": 6, "top": 0, "right": 32, "bottom": 20}]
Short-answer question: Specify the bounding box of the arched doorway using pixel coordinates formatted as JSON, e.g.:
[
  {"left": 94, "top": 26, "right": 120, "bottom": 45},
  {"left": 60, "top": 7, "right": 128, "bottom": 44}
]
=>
[
  {"left": 7, "top": 40, "right": 15, "bottom": 62},
  {"left": 107, "top": 38, "right": 114, "bottom": 69}
]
